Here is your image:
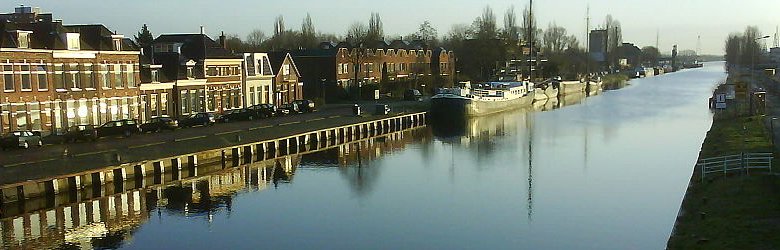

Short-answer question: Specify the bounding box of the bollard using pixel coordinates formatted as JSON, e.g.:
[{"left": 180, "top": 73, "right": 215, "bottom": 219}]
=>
[{"left": 700, "top": 212, "right": 707, "bottom": 220}]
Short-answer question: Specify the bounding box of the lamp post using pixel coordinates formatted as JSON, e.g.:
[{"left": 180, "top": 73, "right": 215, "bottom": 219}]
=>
[
  {"left": 752, "top": 36, "right": 771, "bottom": 87},
  {"left": 320, "top": 78, "right": 326, "bottom": 103},
  {"left": 771, "top": 117, "right": 778, "bottom": 152}
]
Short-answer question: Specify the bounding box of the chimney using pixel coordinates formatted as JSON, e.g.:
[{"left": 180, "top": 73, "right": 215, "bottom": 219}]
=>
[
  {"left": 200, "top": 26, "right": 205, "bottom": 35},
  {"left": 219, "top": 31, "right": 226, "bottom": 49}
]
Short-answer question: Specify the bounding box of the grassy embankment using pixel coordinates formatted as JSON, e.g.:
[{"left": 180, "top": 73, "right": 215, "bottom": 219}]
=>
[
  {"left": 602, "top": 74, "right": 629, "bottom": 90},
  {"left": 667, "top": 78, "right": 780, "bottom": 249}
]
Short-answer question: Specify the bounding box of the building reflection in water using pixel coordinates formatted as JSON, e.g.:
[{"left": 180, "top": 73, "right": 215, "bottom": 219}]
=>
[{"left": 0, "top": 127, "right": 426, "bottom": 249}]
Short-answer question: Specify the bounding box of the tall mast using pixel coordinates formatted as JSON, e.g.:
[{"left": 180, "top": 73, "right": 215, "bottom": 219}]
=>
[
  {"left": 527, "top": 0, "right": 533, "bottom": 82},
  {"left": 585, "top": 4, "right": 591, "bottom": 93}
]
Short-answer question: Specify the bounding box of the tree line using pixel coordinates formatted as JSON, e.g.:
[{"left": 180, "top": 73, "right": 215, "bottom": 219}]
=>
[
  {"left": 135, "top": 7, "right": 657, "bottom": 82},
  {"left": 724, "top": 26, "right": 766, "bottom": 67}
]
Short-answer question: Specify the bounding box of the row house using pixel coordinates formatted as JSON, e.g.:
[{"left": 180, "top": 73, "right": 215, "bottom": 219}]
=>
[
  {"left": 268, "top": 52, "right": 302, "bottom": 104},
  {"left": 139, "top": 32, "right": 243, "bottom": 121},
  {"left": 291, "top": 40, "right": 455, "bottom": 100},
  {"left": 0, "top": 7, "right": 140, "bottom": 135},
  {"left": 242, "top": 53, "right": 274, "bottom": 107}
]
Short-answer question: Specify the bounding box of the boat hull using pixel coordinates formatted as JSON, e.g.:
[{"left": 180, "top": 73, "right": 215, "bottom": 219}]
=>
[
  {"left": 431, "top": 94, "right": 533, "bottom": 117},
  {"left": 559, "top": 81, "right": 586, "bottom": 96}
]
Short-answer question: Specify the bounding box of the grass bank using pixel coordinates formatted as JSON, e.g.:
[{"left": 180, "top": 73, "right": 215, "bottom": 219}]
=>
[
  {"left": 667, "top": 80, "right": 779, "bottom": 249},
  {"left": 602, "top": 74, "right": 630, "bottom": 90}
]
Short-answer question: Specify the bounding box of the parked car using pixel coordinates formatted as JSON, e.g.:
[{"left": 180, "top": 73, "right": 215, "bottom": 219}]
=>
[
  {"left": 292, "top": 99, "right": 317, "bottom": 113},
  {"left": 140, "top": 116, "right": 178, "bottom": 132},
  {"left": 216, "top": 108, "right": 257, "bottom": 123},
  {"left": 178, "top": 112, "right": 215, "bottom": 128},
  {"left": 96, "top": 119, "right": 141, "bottom": 138},
  {"left": 404, "top": 89, "right": 423, "bottom": 101},
  {"left": 63, "top": 125, "right": 97, "bottom": 142},
  {"left": 0, "top": 131, "right": 42, "bottom": 149},
  {"left": 248, "top": 104, "right": 279, "bottom": 118},
  {"left": 278, "top": 103, "right": 299, "bottom": 114}
]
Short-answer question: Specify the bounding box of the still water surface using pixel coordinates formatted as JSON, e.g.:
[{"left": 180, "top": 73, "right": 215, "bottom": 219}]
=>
[{"left": 5, "top": 63, "right": 725, "bottom": 249}]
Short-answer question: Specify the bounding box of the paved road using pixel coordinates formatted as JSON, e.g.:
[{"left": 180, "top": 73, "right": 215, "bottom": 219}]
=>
[{"left": 0, "top": 101, "right": 427, "bottom": 185}]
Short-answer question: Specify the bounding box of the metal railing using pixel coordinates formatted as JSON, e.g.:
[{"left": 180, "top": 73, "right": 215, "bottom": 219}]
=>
[{"left": 698, "top": 152, "right": 773, "bottom": 181}]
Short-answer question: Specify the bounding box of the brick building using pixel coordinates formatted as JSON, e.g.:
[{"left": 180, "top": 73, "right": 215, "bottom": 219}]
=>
[
  {"left": 291, "top": 40, "right": 454, "bottom": 100},
  {"left": 0, "top": 7, "right": 140, "bottom": 135},
  {"left": 144, "top": 32, "right": 244, "bottom": 119},
  {"left": 268, "top": 52, "right": 302, "bottom": 104}
]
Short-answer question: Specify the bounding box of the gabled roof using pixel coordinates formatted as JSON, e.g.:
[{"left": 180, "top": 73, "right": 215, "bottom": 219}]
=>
[
  {"left": 268, "top": 52, "right": 300, "bottom": 77},
  {"left": 153, "top": 34, "right": 240, "bottom": 59}
]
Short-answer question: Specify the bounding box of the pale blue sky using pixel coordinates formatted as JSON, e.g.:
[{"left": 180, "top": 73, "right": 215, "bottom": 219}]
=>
[{"left": 5, "top": 0, "right": 779, "bottom": 55}]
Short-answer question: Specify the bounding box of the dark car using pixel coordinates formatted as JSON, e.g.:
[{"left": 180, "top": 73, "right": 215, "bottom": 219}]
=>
[
  {"left": 216, "top": 108, "right": 258, "bottom": 123},
  {"left": 63, "top": 125, "right": 97, "bottom": 142},
  {"left": 404, "top": 89, "right": 423, "bottom": 101},
  {"left": 278, "top": 103, "right": 299, "bottom": 115},
  {"left": 0, "top": 131, "right": 42, "bottom": 149},
  {"left": 179, "top": 112, "right": 215, "bottom": 128},
  {"left": 248, "top": 104, "right": 278, "bottom": 118},
  {"left": 292, "top": 99, "right": 317, "bottom": 113},
  {"left": 140, "top": 116, "right": 178, "bottom": 132},
  {"left": 96, "top": 119, "right": 141, "bottom": 138}
]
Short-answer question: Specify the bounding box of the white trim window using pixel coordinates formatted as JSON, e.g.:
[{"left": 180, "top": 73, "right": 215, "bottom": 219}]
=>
[
  {"left": 20, "top": 64, "right": 31, "bottom": 91},
  {"left": 113, "top": 64, "right": 123, "bottom": 88},
  {"left": 2, "top": 64, "right": 13, "bottom": 92},
  {"left": 100, "top": 64, "right": 110, "bottom": 89},
  {"left": 35, "top": 64, "right": 47, "bottom": 91},
  {"left": 53, "top": 64, "right": 65, "bottom": 91},
  {"left": 151, "top": 69, "right": 159, "bottom": 83},
  {"left": 66, "top": 63, "right": 81, "bottom": 90},
  {"left": 125, "top": 64, "right": 135, "bottom": 88},
  {"left": 66, "top": 33, "right": 80, "bottom": 51}
]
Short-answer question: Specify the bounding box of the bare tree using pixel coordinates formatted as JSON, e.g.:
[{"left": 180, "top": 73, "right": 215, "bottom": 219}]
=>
[
  {"left": 246, "top": 29, "right": 266, "bottom": 50},
  {"left": 346, "top": 22, "right": 368, "bottom": 44},
  {"left": 415, "top": 20, "right": 438, "bottom": 43},
  {"left": 474, "top": 6, "right": 498, "bottom": 40},
  {"left": 543, "top": 22, "right": 568, "bottom": 54},
  {"left": 503, "top": 6, "right": 520, "bottom": 42},
  {"left": 521, "top": 5, "right": 539, "bottom": 45},
  {"left": 300, "top": 13, "right": 317, "bottom": 49},
  {"left": 367, "top": 13, "right": 384, "bottom": 41}
]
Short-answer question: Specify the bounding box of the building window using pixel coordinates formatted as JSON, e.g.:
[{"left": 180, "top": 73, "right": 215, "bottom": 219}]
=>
[
  {"left": 17, "top": 32, "right": 29, "bottom": 49},
  {"left": 160, "top": 92, "right": 168, "bottom": 115},
  {"left": 100, "top": 65, "right": 110, "bottom": 89},
  {"left": 20, "top": 65, "right": 31, "bottom": 90},
  {"left": 150, "top": 94, "right": 158, "bottom": 117},
  {"left": 35, "top": 65, "right": 47, "bottom": 90},
  {"left": 113, "top": 39, "right": 122, "bottom": 51},
  {"left": 180, "top": 90, "right": 189, "bottom": 115},
  {"left": 113, "top": 65, "right": 123, "bottom": 88},
  {"left": 82, "top": 65, "right": 94, "bottom": 89},
  {"left": 66, "top": 64, "right": 81, "bottom": 89},
  {"left": 233, "top": 89, "right": 240, "bottom": 108},
  {"left": 3, "top": 65, "right": 13, "bottom": 91},
  {"left": 151, "top": 69, "right": 159, "bottom": 83},
  {"left": 207, "top": 66, "right": 217, "bottom": 76},
  {"left": 66, "top": 33, "right": 80, "bottom": 50},
  {"left": 126, "top": 64, "right": 135, "bottom": 87},
  {"left": 187, "top": 67, "right": 194, "bottom": 79},
  {"left": 54, "top": 64, "right": 65, "bottom": 90}
]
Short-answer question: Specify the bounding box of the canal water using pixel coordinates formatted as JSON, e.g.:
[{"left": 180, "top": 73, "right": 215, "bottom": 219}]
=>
[{"left": 2, "top": 63, "right": 725, "bottom": 249}]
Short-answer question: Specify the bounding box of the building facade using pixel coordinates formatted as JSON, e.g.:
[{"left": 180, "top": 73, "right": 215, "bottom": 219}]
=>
[
  {"left": 268, "top": 52, "right": 302, "bottom": 105},
  {"left": 144, "top": 33, "right": 244, "bottom": 120},
  {"left": 0, "top": 7, "right": 140, "bottom": 135},
  {"left": 242, "top": 53, "right": 274, "bottom": 107}
]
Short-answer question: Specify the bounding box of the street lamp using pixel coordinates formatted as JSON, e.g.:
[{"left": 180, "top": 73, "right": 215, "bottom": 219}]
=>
[
  {"left": 771, "top": 117, "right": 778, "bottom": 152},
  {"left": 752, "top": 36, "right": 771, "bottom": 86}
]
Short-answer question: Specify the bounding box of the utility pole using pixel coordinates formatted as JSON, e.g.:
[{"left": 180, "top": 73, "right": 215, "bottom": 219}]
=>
[{"left": 527, "top": 0, "right": 533, "bottom": 82}]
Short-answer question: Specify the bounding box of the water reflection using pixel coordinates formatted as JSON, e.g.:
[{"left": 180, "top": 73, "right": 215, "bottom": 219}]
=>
[{"left": 0, "top": 127, "right": 425, "bottom": 249}]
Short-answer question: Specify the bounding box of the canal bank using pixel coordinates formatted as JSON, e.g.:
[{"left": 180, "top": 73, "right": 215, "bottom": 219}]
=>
[
  {"left": 0, "top": 105, "right": 427, "bottom": 204},
  {"left": 667, "top": 71, "right": 778, "bottom": 249}
]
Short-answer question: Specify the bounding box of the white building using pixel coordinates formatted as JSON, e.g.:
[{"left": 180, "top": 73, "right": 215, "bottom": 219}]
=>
[{"left": 242, "top": 53, "right": 274, "bottom": 106}]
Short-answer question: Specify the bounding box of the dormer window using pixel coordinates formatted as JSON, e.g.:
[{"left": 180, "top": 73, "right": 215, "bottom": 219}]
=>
[
  {"left": 66, "top": 33, "right": 80, "bottom": 50},
  {"left": 185, "top": 60, "right": 196, "bottom": 79},
  {"left": 111, "top": 35, "right": 124, "bottom": 51},
  {"left": 15, "top": 31, "right": 31, "bottom": 49}
]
